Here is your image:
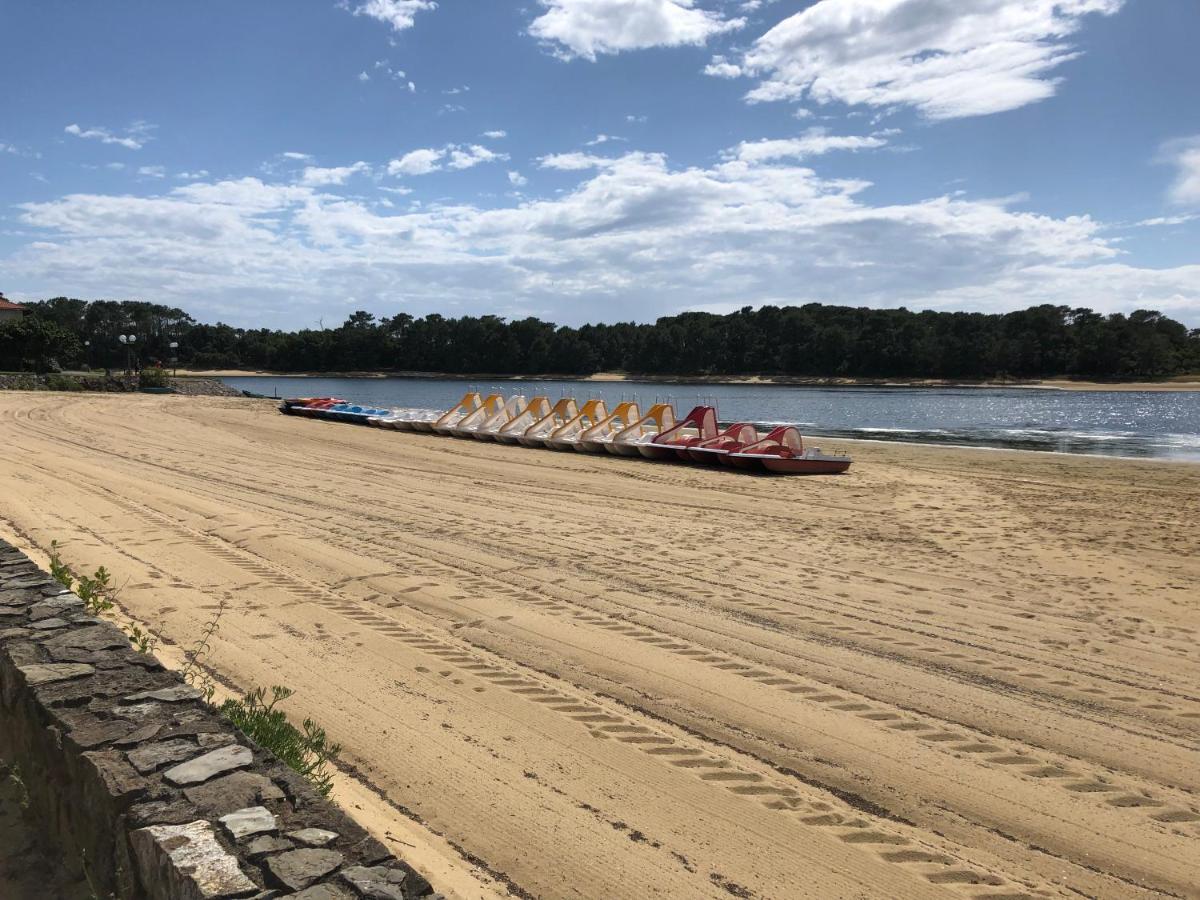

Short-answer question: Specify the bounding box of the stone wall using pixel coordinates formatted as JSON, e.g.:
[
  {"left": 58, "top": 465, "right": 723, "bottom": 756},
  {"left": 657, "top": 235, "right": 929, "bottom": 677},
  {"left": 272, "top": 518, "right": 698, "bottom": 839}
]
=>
[
  {"left": 0, "top": 539, "right": 439, "bottom": 899},
  {"left": 0, "top": 374, "right": 241, "bottom": 396}
]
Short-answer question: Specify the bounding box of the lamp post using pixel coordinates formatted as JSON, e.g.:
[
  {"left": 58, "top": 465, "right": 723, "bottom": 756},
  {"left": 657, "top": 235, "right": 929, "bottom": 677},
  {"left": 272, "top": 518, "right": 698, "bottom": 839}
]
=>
[
  {"left": 169, "top": 341, "right": 179, "bottom": 377},
  {"left": 118, "top": 334, "right": 137, "bottom": 375}
]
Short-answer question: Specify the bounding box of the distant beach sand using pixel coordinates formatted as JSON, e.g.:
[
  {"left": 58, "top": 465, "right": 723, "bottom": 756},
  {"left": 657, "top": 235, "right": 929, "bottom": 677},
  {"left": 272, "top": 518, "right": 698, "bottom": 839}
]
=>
[
  {"left": 178, "top": 368, "right": 1200, "bottom": 391},
  {"left": 1, "top": 392, "right": 1197, "bottom": 898}
]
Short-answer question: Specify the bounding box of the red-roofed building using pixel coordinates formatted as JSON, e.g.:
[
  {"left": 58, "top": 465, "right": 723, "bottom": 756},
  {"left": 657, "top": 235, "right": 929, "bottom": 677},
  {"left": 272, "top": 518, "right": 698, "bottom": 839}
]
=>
[{"left": 0, "top": 294, "right": 28, "bottom": 322}]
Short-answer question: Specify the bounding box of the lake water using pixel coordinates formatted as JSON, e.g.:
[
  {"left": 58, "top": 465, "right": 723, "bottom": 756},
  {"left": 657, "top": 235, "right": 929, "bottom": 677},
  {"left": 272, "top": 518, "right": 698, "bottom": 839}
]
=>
[{"left": 221, "top": 375, "right": 1200, "bottom": 461}]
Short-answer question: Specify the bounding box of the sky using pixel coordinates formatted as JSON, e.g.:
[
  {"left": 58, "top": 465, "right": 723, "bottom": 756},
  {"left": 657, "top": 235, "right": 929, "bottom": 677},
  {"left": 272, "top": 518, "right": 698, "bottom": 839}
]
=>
[{"left": 1, "top": 0, "right": 1199, "bottom": 329}]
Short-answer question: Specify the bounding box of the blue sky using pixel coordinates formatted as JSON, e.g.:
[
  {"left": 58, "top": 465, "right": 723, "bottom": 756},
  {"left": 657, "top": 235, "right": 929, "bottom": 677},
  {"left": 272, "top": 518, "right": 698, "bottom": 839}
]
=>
[{"left": 2, "top": 0, "right": 1198, "bottom": 328}]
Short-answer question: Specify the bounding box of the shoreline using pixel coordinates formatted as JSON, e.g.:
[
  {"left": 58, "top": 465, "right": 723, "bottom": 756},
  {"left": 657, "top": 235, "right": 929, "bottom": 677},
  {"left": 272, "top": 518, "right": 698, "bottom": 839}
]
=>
[{"left": 177, "top": 368, "right": 1200, "bottom": 392}]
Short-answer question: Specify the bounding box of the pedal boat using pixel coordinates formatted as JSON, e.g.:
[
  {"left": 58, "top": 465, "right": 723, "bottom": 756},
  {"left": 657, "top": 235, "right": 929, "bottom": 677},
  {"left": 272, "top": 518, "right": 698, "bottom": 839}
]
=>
[
  {"left": 495, "top": 396, "right": 551, "bottom": 445},
  {"left": 427, "top": 392, "right": 484, "bottom": 434},
  {"left": 607, "top": 403, "right": 676, "bottom": 457},
  {"left": 518, "top": 398, "right": 578, "bottom": 448},
  {"left": 727, "top": 426, "right": 852, "bottom": 474},
  {"left": 445, "top": 394, "right": 505, "bottom": 437},
  {"left": 686, "top": 423, "right": 760, "bottom": 464},
  {"left": 467, "top": 394, "right": 527, "bottom": 441},
  {"left": 639, "top": 405, "right": 718, "bottom": 461},
  {"left": 545, "top": 399, "right": 608, "bottom": 451},
  {"left": 576, "top": 402, "right": 640, "bottom": 453}
]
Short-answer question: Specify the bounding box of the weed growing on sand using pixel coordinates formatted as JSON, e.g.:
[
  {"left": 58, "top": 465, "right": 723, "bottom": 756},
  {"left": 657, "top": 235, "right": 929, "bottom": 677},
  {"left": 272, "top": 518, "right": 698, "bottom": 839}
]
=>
[
  {"left": 75, "top": 567, "right": 115, "bottom": 616},
  {"left": 220, "top": 686, "right": 342, "bottom": 797},
  {"left": 48, "top": 540, "right": 73, "bottom": 590},
  {"left": 49, "top": 540, "right": 157, "bottom": 656},
  {"left": 125, "top": 622, "right": 159, "bottom": 656},
  {"left": 181, "top": 599, "right": 226, "bottom": 703}
]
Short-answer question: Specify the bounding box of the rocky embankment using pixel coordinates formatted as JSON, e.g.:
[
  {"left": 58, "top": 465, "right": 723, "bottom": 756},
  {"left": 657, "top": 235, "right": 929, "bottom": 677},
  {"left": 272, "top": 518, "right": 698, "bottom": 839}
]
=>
[
  {"left": 0, "top": 373, "right": 241, "bottom": 397},
  {"left": 0, "top": 539, "right": 439, "bottom": 899}
]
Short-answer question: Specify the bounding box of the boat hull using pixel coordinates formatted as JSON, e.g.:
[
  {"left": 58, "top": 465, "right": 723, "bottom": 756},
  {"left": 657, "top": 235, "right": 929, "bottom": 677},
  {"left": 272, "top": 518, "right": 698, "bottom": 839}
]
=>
[
  {"left": 761, "top": 457, "right": 852, "bottom": 475},
  {"left": 726, "top": 453, "right": 767, "bottom": 471},
  {"left": 638, "top": 442, "right": 681, "bottom": 461},
  {"left": 687, "top": 446, "right": 729, "bottom": 465},
  {"left": 606, "top": 442, "right": 642, "bottom": 456}
]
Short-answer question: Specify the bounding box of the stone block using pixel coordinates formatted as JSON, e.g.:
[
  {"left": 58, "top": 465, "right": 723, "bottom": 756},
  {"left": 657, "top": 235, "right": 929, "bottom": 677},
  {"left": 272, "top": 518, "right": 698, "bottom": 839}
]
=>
[
  {"left": 131, "top": 820, "right": 257, "bottom": 900},
  {"left": 339, "top": 864, "right": 409, "bottom": 900},
  {"left": 124, "top": 684, "right": 204, "bottom": 703},
  {"left": 220, "top": 805, "right": 279, "bottom": 840},
  {"left": 164, "top": 744, "right": 255, "bottom": 786},
  {"left": 264, "top": 848, "right": 344, "bottom": 891},
  {"left": 184, "top": 771, "right": 286, "bottom": 815},
  {"left": 127, "top": 738, "right": 201, "bottom": 774},
  {"left": 295, "top": 885, "right": 354, "bottom": 900},
  {"left": 83, "top": 750, "right": 150, "bottom": 805},
  {"left": 42, "top": 623, "right": 129, "bottom": 653},
  {"left": 246, "top": 835, "right": 295, "bottom": 858},
  {"left": 18, "top": 662, "right": 95, "bottom": 684},
  {"left": 289, "top": 827, "right": 339, "bottom": 847}
]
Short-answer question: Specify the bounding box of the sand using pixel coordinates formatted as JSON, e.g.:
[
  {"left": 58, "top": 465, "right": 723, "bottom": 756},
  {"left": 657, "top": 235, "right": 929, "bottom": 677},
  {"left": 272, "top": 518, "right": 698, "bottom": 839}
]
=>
[{"left": 1, "top": 391, "right": 1198, "bottom": 899}]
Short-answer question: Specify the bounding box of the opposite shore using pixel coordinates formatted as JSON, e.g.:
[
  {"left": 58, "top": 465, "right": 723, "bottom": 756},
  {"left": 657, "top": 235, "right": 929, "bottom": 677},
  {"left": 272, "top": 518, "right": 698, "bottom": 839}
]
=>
[{"left": 177, "top": 368, "right": 1200, "bottom": 392}]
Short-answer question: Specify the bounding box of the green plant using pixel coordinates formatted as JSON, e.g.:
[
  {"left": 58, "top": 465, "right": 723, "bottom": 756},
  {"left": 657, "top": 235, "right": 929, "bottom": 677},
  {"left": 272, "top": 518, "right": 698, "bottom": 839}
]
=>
[
  {"left": 3, "top": 761, "right": 30, "bottom": 810},
  {"left": 44, "top": 373, "right": 83, "bottom": 391},
  {"left": 181, "top": 600, "right": 226, "bottom": 703},
  {"left": 126, "top": 622, "right": 159, "bottom": 655},
  {"left": 48, "top": 540, "right": 74, "bottom": 590},
  {"left": 75, "top": 566, "right": 115, "bottom": 615},
  {"left": 220, "top": 686, "right": 342, "bottom": 796},
  {"left": 138, "top": 367, "right": 171, "bottom": 388},
  {"left": 47, "top": 542, "right": 117, "bottom": 615}
]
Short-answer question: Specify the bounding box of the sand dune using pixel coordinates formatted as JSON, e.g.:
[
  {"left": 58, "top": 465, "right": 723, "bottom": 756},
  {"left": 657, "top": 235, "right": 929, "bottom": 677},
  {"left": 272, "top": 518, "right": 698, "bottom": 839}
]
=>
[{"left": 1, "top": 392, "right": 1197, "bottom": 899}]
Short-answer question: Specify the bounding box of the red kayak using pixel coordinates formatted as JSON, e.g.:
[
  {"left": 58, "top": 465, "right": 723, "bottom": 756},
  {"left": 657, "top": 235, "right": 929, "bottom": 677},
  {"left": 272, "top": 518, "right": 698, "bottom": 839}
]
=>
[{"left": 727, "top": 426, "right": 852, "bottom": 475}]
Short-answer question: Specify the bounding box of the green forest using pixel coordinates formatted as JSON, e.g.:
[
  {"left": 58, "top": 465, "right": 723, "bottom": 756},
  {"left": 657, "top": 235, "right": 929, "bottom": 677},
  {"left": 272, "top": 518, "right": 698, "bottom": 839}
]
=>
[{"left": 4, "top": 296, "right": 1199, "bottom": 380}]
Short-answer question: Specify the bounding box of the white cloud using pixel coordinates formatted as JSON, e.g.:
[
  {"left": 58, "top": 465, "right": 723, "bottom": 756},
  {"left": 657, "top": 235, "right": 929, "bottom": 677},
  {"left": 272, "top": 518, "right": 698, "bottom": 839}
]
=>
[
  {"left": 508, "top": 171, "right": 529, "bottom": 187},
  {"left": 626, "top": 114, "right": 648, "bottom": 123},
  {"left": 388, "top": 144, "right": 507, "bottom": 176},
  {"left": 175, "top": 170, "right": 210, "bottom": 180},
  {"left": 342, "top": 0, "right": 437, "bottom": 32},
  {"left": 300, "top": 161, "right": 371, "bottom": 186},
  {"left": 729, "top": 128, "right": 891, "bottom": 164},
  {"left": 446, "top": 144, "right": 507, "bottom": 170},
  {"left": 703, "top": 55, "right": 742, "bottom": 78},
  {"left": 64, "top": 121, "right": 155, "bottom": 150},
  {"left": 585, "top": 133, "right": 626, "bottom": 146},
  {"left": 483, "top": 130, "right": 508, "bottom": 139},
  {"left": 529, "top": 0, "right": 744, "bottom": 61},
  {"left": 538, "top": 152, "right": 619, "bottom": 170},
  {"left": 105, "top": 162, "right": 126, "bottom": 171},
  {"left": 1159, "top": 136, "right": 1200, "bottom": 207},
  {"left": 137, "top": 165, "right": 166, "bottom": 178},
  {"left": 722, "top": 0, "right": 1124, "bottom": 120},
  {"left": 388, "top": 148, "right": 444, "bottom": 176},
  {"left": 282, "top": 152, "right": 313, "bottom": 161},
  {"left": 1135, "top": 214, "right": 1198, "bottom": 228},
  {"left": 7, "top": 151, "right": 1198, "bottom": 328},
  {"left": 358, "top": 71, "right": 371, "bottom": 82}
]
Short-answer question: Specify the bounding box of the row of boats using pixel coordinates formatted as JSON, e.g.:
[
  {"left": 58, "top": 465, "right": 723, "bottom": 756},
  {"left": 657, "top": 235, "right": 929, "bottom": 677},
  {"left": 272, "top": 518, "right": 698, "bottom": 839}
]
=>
[{"left": 280, "top": 393, "right": 852, "bottom": 474}]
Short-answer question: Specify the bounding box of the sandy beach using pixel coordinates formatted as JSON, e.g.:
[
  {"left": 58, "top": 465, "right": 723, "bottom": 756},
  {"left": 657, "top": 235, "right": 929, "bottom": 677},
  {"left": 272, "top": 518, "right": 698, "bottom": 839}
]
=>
[{"left": 1, "top": 391, "right": 1198, "bottom": 898}]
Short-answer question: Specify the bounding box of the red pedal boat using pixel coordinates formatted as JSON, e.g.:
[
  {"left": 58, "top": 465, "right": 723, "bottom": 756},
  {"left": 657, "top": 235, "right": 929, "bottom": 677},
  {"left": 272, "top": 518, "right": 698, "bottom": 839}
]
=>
[
  {"left": 639, "top": 405, "right": 718, "bottom": 461},
  {"left": 727, "top": 426, "right": 851, "bottom": 475},
  {"left": 686, "top": 422, "right": 760, "bottom": 465}
]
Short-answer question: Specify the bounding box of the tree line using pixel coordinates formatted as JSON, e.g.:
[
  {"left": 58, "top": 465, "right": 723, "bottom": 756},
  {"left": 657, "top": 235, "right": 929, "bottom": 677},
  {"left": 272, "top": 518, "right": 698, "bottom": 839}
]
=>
[{"left": 5, "top": 296, "right": 1198, "bottom": 379}]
